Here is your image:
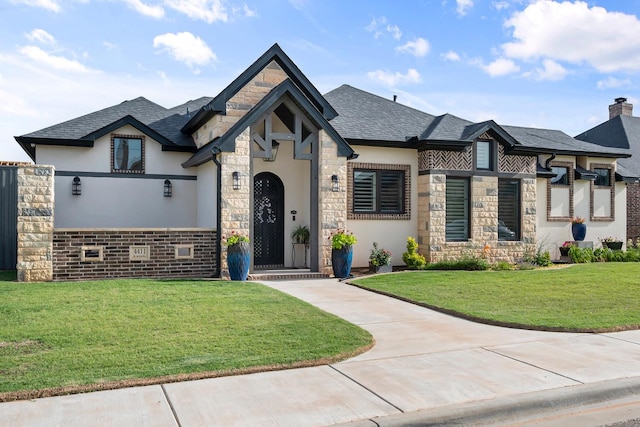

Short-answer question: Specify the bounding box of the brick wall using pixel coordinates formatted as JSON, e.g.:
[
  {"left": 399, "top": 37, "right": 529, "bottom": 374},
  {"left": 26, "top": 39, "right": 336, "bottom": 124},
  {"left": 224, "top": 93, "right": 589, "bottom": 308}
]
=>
[
  {"left": 628, "top": 182, "right": 640, "bottom": 243},
  {"left": 53, "top": 228, "right": 216, "bottom": 280}
]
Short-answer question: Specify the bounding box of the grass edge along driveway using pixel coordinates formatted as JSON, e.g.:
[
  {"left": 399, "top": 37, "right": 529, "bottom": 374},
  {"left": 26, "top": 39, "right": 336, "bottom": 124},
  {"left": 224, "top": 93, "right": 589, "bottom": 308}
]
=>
[
  {"left": 351, "top": 263, "right": 640, "bottom": 333},
  {"left": 0, "top": 273, "right": 373, "bottom": 401}
]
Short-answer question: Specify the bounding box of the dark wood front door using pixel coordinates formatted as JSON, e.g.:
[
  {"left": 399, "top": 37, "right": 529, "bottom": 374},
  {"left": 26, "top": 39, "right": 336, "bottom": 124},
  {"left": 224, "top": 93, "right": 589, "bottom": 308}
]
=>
[{"left": 253, "top": 172, "right": 284, "bottom": 268}]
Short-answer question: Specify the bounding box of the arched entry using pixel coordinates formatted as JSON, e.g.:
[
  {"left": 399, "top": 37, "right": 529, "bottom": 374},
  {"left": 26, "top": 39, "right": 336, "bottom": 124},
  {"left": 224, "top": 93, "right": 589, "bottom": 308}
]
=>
[{"left": 253, "top": 172, "right": 284, "bottom": 268}]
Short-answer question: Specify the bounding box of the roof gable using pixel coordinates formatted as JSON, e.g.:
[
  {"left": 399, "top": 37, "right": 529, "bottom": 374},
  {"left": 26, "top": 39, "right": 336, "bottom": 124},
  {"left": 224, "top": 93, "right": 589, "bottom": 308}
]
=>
[
  {"left": 181, "top": 44, "right": 337, "bottom": 134},
  {"left": 183, "top": 79, "right": 354, "bottom": 168}
]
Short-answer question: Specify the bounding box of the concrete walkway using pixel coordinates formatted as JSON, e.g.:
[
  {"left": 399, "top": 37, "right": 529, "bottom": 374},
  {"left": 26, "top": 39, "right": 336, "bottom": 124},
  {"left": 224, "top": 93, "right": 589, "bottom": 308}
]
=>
[{"left": 3, "top": 278, "right": 640, "bottom": 426}]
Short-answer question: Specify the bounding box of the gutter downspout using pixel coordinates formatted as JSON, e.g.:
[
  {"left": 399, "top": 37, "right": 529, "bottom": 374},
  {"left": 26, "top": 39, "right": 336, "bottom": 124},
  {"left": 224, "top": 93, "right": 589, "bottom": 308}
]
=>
[
  {"left": 211, "top": 146, "right": 222, "bottom": 278},
  {"left": 544, "top": 152, "right": 557, "bottom": 170}
]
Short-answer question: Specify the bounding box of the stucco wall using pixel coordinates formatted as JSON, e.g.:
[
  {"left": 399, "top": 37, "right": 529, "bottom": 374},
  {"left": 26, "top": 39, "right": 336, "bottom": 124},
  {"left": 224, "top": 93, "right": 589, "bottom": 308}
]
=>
[
  {"left": 197, "top": 161, "right": 217, "bottom": 228},
  {"left": 37, "top": 125, "right": 198, "bottom": 228},
  {"left": 346, "top": 146, "right": 418, "bottom": 267}
]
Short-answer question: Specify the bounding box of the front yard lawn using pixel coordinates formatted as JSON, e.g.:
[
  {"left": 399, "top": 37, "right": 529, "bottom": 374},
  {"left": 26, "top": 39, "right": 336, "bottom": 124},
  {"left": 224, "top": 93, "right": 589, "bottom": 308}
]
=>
[
  {"left": 0, "top": 273, "right": 372, "bottom": 400},
  {"left": 352, "top": 263, "right": 640, "bottom": 332}
]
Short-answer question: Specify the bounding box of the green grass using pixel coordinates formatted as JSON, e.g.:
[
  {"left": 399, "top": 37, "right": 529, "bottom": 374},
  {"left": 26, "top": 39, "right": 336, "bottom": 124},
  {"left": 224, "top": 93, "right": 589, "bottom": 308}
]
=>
[
  {"left": 0, "top": 274, "right": 372, "bottom": 398},
  {"left": 352, "top": 263, "right": 640, "bottom": 332}
]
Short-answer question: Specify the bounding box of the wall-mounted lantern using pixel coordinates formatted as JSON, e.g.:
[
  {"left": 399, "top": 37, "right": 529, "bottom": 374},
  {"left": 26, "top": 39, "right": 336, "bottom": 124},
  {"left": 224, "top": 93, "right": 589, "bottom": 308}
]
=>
[
  {"left": 72, "top": 176, "right": 81, "bottom": 196},
  {"left": 264, "top": 141, "right": 280, "bottom": 162},
  {"left": 331, "top": 174, "right": 339, "bottom": 192},
  {"left": 164, "top": 179, "right": 172, "bottom": 197},
  {"left": 232, "top": 171, "right": 240, "bottom": 190}
]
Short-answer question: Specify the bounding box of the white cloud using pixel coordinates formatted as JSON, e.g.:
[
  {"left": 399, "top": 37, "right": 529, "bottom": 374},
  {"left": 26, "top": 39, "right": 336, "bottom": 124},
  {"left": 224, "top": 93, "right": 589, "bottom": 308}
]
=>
[
  {"left": 25, "top": 29, "right": 55, "bottom": 44},
  {"left": 502, "top": 0, "right": 640, "bottom": 73},
  {"left": 365, "top": 17, "right": 402, "bottom": 40},
  {"left": 456, "top": 0, "right": 473, "bottom": 16},
  {"left": 11, "top": 0, "right": 60, "bottom": 12},
  {"left": 103, "top": 41, "right": 117, "bottom": 51},
  {"left": 597, "top": 77, "right": 631, "bottom": 90},
  {"left": 153, "top": 32, "right": 217, "bottom": 71},
  {"left": 164, "top": 0, "right": 227, "bottom": 23},
  {"left": 441, "top": 50, "right": 461, "bottom": 61},
  {"left": 479, "top": 57, "right": 520, "bottom": 77},
  {"left": 492, "top": 1, "right": 509, "bottom": 11},
  {"left": 532, "top": 59, "right": 568, "bottom": 81},
  {"left": 387, "top": 24, "right": 402, "bottom": 40},
  {"left": 19, "top": 46, "right": 96, "bottom": 73},
  {"left": 396, "top": 37, "right": 430, "bottom": 58},
  {"left": 242, "top": 4, "right": 256, "bottom": 17},
  {"left": 367, "top": 68, "right": 422, "bottom": 86},
  {"left": 122, "top": 0, "right": 164, "bottom": 18}
]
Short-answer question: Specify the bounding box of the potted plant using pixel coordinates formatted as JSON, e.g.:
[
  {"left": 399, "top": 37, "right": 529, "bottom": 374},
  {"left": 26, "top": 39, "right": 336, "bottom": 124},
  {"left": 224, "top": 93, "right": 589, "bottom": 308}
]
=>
[
  {"left": 329, "top": 229, "right": 357, "bottom": 279},
  {"left": 291, "top": 225, "right": 310, "bottom": 245},
  {"left": 369, "top": 242, "right": 392, "bottom": 273},
  {"left": 559, "top": 241, "right": 573, "bottom": 257},
  {"left": 601, "top": 236, "right": 623, "bottom": 250},
  {"left": 571, "top": 217, "right": 587, "bottom": 241},
  {"left": 224, "top": 231, "right": 250, "bottom": 281}
]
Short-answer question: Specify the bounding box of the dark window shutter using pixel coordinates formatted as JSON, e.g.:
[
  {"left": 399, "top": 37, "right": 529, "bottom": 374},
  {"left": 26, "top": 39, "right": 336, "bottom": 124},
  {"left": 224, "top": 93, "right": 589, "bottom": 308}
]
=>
[
  {"left": 446, "top": 177, "right": 469, "bottom": 241},
  {"left": 498, "top": 179, "right": 520, "bottom": 241}
]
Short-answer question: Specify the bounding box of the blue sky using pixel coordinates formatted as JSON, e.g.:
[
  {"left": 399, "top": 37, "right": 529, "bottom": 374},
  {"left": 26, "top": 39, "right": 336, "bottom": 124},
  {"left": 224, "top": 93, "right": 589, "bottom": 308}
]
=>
[{"left": 2, "top": 0, "right": 640, "bottom": 161}]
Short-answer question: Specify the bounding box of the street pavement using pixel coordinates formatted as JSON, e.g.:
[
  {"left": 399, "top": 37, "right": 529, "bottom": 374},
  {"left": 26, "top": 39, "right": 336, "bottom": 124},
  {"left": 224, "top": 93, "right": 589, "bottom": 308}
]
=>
[{"left": 2, "top": 278, "right": 640, "bottom": 426}]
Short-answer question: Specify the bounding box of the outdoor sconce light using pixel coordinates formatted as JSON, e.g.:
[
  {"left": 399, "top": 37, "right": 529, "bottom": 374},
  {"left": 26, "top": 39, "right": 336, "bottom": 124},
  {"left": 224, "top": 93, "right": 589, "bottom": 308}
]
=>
[
  {"left": 264, "top": 141, "right": 280, "bottom": 162},
  {"left": 72, "top": 176, "right": 81, "bottom": 196},
  {"left": 232, "top": 171, "right": 240, "bottom": 190},
  {"left": 331, "top": 174, "right": 339, "bottom": 192},
  {"left": 164, "top": 179, "right": 172, "bottom": 197}
]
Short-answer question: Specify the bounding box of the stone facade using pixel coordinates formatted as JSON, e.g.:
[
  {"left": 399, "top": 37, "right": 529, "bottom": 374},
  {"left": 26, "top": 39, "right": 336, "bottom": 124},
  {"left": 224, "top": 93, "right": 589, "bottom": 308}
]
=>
[
  {"left": 53, "top": 229, "right": 216, "bottom": 280},
  {"left": 417, "top": 141, "right": 537, "bottom": 264},
  {"left": 219, "top": 129, "right": 252, "bottom": 277},
  {"left": 319, "top": 130, "right": 347, "bottom": 275},
  {"left": 17, "top": 165, "right": 54, "bottom": 282},
  {"left": 194, "top": 62, "right": 288, "bottom": 148}
]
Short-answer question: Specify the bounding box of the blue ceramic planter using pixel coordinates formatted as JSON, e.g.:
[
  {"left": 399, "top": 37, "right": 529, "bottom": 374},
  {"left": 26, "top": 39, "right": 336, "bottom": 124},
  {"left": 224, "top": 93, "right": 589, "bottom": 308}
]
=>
[
  {"left": 227, "top": 242, "right": 250, "bottom": 281},
  {"left": 331, "top": 246, "right": 353, "bottom": 279},
  {"left": 571, "top": 223, "right": 587, "bottom": 241}
]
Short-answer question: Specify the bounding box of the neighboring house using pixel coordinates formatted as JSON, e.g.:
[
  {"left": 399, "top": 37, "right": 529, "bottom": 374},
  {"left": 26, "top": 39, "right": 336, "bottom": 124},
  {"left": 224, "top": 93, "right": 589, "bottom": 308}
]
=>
[
  {"left": 576, "top": 98, "right": 640, "bottom": 243},
  {"left": 13, "top": 44, "right": 634, "bottom": 281}
]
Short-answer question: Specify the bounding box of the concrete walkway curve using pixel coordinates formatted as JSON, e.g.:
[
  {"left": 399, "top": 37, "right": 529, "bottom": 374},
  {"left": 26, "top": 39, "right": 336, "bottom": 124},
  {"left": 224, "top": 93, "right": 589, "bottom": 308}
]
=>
[{"left": 3, "top": 278, "right": 640, "bottom": 426}]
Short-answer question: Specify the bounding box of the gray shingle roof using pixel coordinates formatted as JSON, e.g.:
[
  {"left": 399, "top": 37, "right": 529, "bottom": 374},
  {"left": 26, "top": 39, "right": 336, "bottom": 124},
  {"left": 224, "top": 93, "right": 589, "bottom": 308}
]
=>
[
  {"left": 324, "top": 85, "right": 435, "bottom": 143},
  {"left": 420, "top": 113, "right": 472, "bottom": 140},
  {"left": 576, "top": 115, "right": 640, "bottom": 178},
  {"left": 20, "top": 96, "right": 212, "bottom": 148}
]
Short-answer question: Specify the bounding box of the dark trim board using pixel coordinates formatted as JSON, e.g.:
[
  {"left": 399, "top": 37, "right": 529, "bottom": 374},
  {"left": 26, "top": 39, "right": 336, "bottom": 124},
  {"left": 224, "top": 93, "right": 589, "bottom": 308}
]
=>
[{"left": 55, "top": 171, "right": 197, "bottom": 180}]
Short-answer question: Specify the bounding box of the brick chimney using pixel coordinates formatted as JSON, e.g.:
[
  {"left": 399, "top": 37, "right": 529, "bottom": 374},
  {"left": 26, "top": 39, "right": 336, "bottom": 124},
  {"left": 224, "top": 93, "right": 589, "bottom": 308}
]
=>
[{"left": 609, "top": 97, "right": 633, "bottom": 119}]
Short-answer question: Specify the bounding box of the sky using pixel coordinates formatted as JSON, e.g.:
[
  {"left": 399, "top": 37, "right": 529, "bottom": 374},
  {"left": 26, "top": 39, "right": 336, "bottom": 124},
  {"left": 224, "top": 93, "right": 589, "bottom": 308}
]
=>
[{"left": 2, "top": 0, "right": 640, "bottom": 162}]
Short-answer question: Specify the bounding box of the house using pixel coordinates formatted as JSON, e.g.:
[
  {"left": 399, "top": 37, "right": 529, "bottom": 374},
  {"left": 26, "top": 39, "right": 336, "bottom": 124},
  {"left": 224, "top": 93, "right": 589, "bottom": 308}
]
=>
[
  {"left": 576, "top": 98, "right": 640, "bottom": 243},
  {"left": 13, "top": 44, "right": 634, "bottom": 281}
]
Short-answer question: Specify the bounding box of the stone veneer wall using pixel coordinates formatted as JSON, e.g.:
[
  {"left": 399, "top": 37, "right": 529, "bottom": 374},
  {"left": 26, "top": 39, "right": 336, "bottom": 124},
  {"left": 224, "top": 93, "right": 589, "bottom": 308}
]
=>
[
  {"left": 628, "top": 182, "right": 640, "bottom": 243},
  {"left": 219, "top": 128, "right": 251, "bottom": 277},
  {"left": 53, "top": 229, "right": 216, "bottom": 280},
  {"left": 417, "top": 173, "right": 536, "bottom": 264},
  {"left": 17, "top": 165, "right": 54, "bottom": 282},
  {"left": 194, "top": 62, "right": 288, "bottom": 148},
  {"left": 319, "top": 130, "right": 347, "bottom": 275}
]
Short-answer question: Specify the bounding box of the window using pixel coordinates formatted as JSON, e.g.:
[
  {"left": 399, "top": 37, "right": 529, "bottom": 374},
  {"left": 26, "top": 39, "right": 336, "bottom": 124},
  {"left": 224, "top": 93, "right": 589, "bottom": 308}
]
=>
[
  {"left": 594, "top": 168, "right": 611, "bottom": 186},
  {"left": 550, "top": 166, "right": 569, "bottom": 185},
  {"left": 112, "top": 136, "right": 144, "bottom": 173},
  {"left": 498, "top": 179, "right": 520, "bottom": 241},
  {"left": 476, "top": 140, "right": 492, "bottom": 170},
  {"left": 446, "top": 177, "right": 469, "bottom": 241},
  {"left": 353, "top": 169, "right": 404, "bottom": 214}
]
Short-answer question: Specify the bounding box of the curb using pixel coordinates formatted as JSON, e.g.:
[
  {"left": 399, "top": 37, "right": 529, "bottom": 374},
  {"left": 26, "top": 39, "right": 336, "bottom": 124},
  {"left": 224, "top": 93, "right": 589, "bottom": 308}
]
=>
[{"left": 334, "top": 377, "right": 640, "bottom": 426}]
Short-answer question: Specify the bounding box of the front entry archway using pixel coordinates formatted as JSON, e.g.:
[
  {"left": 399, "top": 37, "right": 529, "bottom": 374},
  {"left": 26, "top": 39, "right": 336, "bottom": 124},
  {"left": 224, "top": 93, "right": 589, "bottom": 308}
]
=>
[{"left": 253, "top": 172, "right": 285, "bottom": 268}]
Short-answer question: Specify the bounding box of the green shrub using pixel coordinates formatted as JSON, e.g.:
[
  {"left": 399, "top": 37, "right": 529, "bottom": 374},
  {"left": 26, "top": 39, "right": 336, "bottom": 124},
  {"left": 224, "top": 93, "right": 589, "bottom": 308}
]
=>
[
  {"left": 493, "top": 261, "right": 513, "bottom": 271},
  {"left": 516, "top": 261, "right": 536, "bottom": 270},
  {"left": 625, "top": 249, "right": 640, "bottom": 262},
  {"left": 568, "top": 246, "right": 595, "bottom": 263},
  {"left": 402, "top": 237, "right": 426, "bottom": 270},
  {"left": 426, "top": 258, "right": 490, "bottom": 271}
]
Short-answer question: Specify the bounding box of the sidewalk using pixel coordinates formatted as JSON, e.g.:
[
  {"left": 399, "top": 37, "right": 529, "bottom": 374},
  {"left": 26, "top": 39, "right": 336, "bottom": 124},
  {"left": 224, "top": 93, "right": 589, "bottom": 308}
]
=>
[{"left": 3, "top": 278, "right": 640, "bottom": 426}]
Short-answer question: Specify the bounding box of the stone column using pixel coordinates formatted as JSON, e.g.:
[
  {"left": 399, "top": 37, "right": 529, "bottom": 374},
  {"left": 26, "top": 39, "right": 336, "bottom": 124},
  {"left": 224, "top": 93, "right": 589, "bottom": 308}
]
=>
[
  {"left": 319, "top": 131, "right": 347, "bottom": 275},
  {"left": 219, "top": 128, "right": 251, "bottom": 276},
  {"left": 17, "top": 165, "right": 54, "bottom": 282}
]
